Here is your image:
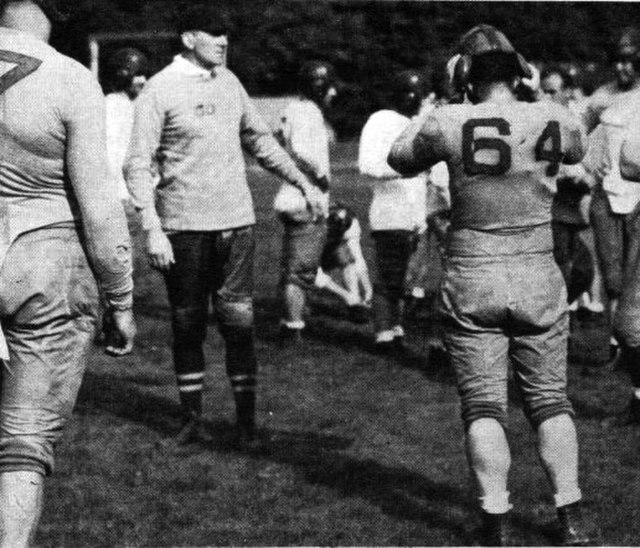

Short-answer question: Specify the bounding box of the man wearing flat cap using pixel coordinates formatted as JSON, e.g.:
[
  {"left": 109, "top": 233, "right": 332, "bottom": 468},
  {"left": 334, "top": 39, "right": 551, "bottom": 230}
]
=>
[{"left": 125, "top": 4, "right": 324, "bottom": 448}]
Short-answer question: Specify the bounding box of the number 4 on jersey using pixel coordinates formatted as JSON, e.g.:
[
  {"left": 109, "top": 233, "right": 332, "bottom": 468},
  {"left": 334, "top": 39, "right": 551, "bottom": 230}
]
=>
[
  {"left": 0, "top": 50, "right": 42, "bottom": 94},
  {"left": 535, "top": 121, "right": 563, "bottom": 176}
]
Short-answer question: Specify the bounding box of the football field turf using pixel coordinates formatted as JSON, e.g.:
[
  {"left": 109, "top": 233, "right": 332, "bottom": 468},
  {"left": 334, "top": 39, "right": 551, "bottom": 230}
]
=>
[{"left": 37, "top": 142, "right": 640, "bottom": 546}]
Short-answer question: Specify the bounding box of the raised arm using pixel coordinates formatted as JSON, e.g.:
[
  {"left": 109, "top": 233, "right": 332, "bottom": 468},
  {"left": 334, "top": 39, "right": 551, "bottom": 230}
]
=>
[{"left": 388, "top": 114, "right": 449, "bottom": 176}]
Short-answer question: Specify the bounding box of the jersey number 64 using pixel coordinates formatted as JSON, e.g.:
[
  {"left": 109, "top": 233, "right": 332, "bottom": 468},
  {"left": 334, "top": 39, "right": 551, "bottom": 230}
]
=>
[{"left": 462, "top": 117, "right": 563, "bottom": 177}]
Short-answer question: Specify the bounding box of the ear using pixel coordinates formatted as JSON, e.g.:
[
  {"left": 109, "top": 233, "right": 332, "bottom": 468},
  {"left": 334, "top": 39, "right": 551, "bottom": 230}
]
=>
[{"left": 181, "top": 31, "right": 196, "bottom": 50}]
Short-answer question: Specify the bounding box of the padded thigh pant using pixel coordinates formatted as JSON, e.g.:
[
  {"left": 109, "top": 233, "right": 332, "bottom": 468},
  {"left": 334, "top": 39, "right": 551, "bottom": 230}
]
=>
[
  {"left": 590, "top": 184, "right": 634, "bottom": 300},
  {"left": 614, "top": 206, "right": 640, "bottom": 349},
  {"left": 439, "top": 252, "right": 573, "bottom": 430},
  {"left": 164, "top": 228, "right": 256, "bottom": 378},
  {"left": 0, "top": 227, "right": 98, "bottom": 476}
]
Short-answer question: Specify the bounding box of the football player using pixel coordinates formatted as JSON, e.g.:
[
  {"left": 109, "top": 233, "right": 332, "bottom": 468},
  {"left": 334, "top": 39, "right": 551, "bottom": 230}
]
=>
[
  {"left": 105, "top": 47, "right": 149, "bottom": 201},
  {"left": 599, "top": 94, "right": 640, "bottom": 425},
  {"left": 359, "top": 69, "right": 431, "bottom": 352},
  {"left": 275, "top": 60, "right": 335, "bottom": 346},
  {"left": 389, "top": 25, "right": 593, "bottom": 546},
  {"left": 583, "top": 27, "right": 640, "bottom": 133},
  {"left": 0, "top": 0, "right": 135, "bottom": 544}
]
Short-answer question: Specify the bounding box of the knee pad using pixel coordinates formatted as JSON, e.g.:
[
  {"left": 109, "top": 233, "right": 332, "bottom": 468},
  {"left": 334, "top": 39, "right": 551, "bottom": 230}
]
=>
[
  {"left": 172, "top": 306, "right": 207, "bottom": 344},
  {"left": 0, "top": 435, "right": 54, "bottom": 477},
  {"left": 461, "top": 401, "right": 507, "bottom": 432},
  {"left": 216, "top": 296, "right": 254, "bottom": 329},
  {"left": 524, "top": 400, "right": 574, "bottom": 430}
]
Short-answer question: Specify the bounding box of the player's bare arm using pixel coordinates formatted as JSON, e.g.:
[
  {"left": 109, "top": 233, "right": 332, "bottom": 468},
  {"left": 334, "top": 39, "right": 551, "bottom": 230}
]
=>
[
  {"left": 388, "top": 115, "right": 448, "bottom": 176},
  {"left": 65, "top": 71, "right": 135, "bottom": 354}
]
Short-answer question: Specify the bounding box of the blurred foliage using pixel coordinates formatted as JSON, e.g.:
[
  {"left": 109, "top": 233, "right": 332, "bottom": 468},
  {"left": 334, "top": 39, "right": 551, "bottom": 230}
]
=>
[{"left": 51, "top": 0, "right": 640, "bottom": 138}]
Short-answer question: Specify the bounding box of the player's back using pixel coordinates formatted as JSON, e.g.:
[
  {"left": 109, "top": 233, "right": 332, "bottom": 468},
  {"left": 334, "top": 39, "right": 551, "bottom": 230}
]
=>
[
  {"left": 431, "top": 100, "right": 584, "bottom": 232},
  {"left": 0, "top": 27, "right": 99, "bottom": 237}
]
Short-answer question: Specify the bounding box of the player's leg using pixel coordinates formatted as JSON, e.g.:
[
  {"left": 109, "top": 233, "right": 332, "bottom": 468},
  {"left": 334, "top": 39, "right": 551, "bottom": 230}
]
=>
[
  {"left": 279, "top": 219, "right": 327, "bottom": 345},
  {"left": 0, "top": 471, "right": 43, "bottom": 548},
  {"left": 372, "top": 230, "right": 413, "bottom": 352},
  {"left": 163, "top": 232, "right": 211, "bottom": 442},
  {"left": 0, "top": 228, "right": 99, "bottom": 545},
  {"left": 510, "top": 253, "right": 592, "bottom": 544},
  {"left": 440, "top": 255, "right": 512, "bottom": 545},
  {"left": 590, "top": 185, "right": 624, "bottom": 360},
  {"left": 214, "top": 227, "right": 261, "bottom": 447},
  {"left": 613, "top": 208, "right": 640, "bottom": 424}
]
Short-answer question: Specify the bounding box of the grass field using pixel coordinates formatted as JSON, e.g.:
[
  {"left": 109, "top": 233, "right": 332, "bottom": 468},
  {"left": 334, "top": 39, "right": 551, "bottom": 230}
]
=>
[{"left": 35, "top": 141, "right": 640, "bottom": 547}]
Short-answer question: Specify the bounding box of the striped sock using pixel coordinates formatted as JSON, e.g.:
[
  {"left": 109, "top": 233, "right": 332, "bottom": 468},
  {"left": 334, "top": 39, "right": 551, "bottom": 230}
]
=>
[{"left": 177, "top": 371, "right": 204, "bottom": 417}]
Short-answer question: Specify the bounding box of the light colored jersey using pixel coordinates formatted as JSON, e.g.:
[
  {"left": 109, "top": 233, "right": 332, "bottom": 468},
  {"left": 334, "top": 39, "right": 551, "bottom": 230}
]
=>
[
  {"left": 125, "top": 55, "right": 308, "bottom": 232},
  {"left": 0, "top": 28, "right": 88, "bottom": 255},
  {"left": 583, "top": 80, "right": 640, "bottom": 133},
  {"left": 0, "top": 27, "right": 133, "bottom": 357},
  {"left": 279, "top": 97, "right": 331, "bottom": 181},
  {"left": 359, "top": 109, "right": 428, "bottom": 232},
  {"left": 389, "top": 100, "right": 585, "bottom": 233},
  {"left": 597, "top": 92, "right": 640, "bottom": 213},
  {"left": 105, "top": 91, "right": 135, "bottom": 200}
]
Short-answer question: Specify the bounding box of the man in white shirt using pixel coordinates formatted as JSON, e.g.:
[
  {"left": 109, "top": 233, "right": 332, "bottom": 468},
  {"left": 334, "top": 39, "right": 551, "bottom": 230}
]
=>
[
  {"left": 275, "top": 61, "right": 335, "bottom": 346},
  {"left": 358, "top": 69, "right": 429, "bottom": 352}
]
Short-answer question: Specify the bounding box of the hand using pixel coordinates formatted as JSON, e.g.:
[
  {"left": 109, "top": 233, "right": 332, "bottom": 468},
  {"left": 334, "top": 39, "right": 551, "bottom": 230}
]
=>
[
  {"left": 104, "top": 308, "right": 136, "bottom": 356},
  {"left": 301, "top": 182, "right": 327, "bottom": 220},
  {"left": 146, "top": 228, "right": 174, "bottom": 271},
  {"left": 593, "top": 163, "right": 611, "bottom": 183}
]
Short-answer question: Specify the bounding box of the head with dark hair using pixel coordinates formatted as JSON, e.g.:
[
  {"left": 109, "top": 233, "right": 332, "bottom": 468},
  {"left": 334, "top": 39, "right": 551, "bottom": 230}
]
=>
[
  {"left": 298, "top": 60, "right": 337, "bottom": 109},
  {"left": 540, "top": 64, "right": 573, "bottom": 107},
  {"left": 388, "top": 69, "right": 425, "bottom": 117},
  {"left": 108, "top": 47, "right": 149, "bottom": 99},
  {"left": 614, "top": 27, "right": 640, "bottom": 89}
]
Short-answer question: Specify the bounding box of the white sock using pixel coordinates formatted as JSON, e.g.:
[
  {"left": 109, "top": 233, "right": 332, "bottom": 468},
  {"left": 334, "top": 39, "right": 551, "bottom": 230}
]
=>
[
  {"left": 282, "top": 320, "right": 305, "bottom": 330},
  {"left": 411, "top": 287, "right": 425, "bottom": 299},
  {"left": 479, "top": 491, "right": 512, "bottom": 514},
  {"left": 375, "top": 330, "right": 395, "bottom": 344},
  {"left": 554, "top": 488, "right": 582, "bottom": 508}
]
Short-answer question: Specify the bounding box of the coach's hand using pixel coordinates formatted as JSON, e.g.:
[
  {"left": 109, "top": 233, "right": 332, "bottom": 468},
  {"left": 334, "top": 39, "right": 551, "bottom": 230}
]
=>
[
  {"left": 105, "top": 309, "right": 136, "bottom": 357},
  {"left": 146, "top": 228, "right": 175, "bottom": 271}
]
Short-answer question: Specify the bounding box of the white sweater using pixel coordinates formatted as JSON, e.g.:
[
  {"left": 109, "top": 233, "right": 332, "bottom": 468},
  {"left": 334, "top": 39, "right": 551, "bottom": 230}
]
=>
[{"left": 358, "top": 109, "right": 428, "bottom": 232}]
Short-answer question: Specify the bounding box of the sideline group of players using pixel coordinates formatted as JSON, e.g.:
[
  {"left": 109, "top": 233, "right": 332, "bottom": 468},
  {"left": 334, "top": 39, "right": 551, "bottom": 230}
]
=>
[{"left": 2, "top": 0, "right": 640, "bottom": 545}]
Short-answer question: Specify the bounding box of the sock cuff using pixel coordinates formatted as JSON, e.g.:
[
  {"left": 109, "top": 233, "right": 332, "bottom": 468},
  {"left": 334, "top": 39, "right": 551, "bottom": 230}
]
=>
[
  {"left": 480, "top": 492, "right": 512, "bottom": 514},
  {"left": 554, "top": 488, "right": 582, "bottom": 508}
]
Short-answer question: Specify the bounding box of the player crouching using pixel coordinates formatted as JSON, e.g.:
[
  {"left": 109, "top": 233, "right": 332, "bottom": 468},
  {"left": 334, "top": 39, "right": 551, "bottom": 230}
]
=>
[{"left": 389, "top": 25, "right": 596, "bottom": 546}]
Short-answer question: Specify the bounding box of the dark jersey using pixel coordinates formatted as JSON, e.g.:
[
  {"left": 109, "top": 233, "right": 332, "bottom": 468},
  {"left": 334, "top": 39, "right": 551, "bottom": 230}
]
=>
[{"left": 389, "top": 100, "right": 585, "bottom": 232}]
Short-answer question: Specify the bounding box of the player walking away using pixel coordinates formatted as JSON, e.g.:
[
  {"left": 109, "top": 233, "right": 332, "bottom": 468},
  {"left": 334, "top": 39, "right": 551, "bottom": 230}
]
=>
[
  {"left": 389, "top": 25, "right": 594, "bottom": 546},
  {"left": 0, "top": 1, "right": 135, "bottom": 545},
  {"left": 105, "top": 47, "right": 149, "bottom": 202},
  {"left": 358, "top": 69, "right": 430, "bottom": 353},
  {"left": 541, "top": 66, "right": 605, "bottom": 317},
  {"left": 125, "top": 5, "right": 323, "bottom": 448},
  {"left": 275, "top": 60, "right": 335, "bottom": 347},
  {"left": 583, "top": 27, "right": 640, "bottom": 133},
  {"left": 314, "top": 203, "right": 373, "bottom": 322}
]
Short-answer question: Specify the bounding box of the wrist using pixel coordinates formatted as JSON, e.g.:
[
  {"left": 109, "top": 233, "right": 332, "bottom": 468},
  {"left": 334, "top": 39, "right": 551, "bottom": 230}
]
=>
[{"left": 106, "top": 292, "right": 134, "bottom": 311}]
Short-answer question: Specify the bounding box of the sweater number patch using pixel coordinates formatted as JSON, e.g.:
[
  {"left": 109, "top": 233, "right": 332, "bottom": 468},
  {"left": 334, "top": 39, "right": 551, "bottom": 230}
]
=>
[{"left": 195, "top": 103, "right": 216, "bottom": 116}]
